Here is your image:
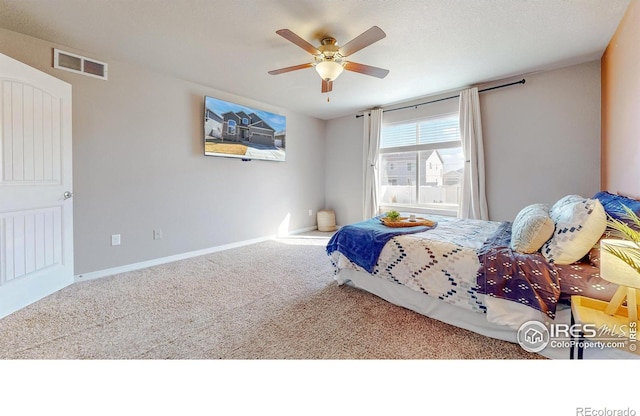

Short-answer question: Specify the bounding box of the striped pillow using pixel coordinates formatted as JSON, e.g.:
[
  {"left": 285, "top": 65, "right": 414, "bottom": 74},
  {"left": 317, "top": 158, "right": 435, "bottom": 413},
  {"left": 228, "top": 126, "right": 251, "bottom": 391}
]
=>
[{"left": 510, "top": 204, "right": 555, "bottom": 253}]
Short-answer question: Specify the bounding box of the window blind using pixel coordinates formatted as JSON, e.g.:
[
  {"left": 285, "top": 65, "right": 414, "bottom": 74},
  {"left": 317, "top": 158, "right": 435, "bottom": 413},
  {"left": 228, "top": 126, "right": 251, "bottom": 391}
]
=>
[{"left": 380, "top": 114, "right": 459, "bottom": 148}]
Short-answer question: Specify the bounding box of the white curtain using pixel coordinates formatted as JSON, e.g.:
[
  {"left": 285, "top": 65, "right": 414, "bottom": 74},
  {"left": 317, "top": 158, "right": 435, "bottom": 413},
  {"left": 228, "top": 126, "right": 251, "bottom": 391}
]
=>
[
  {"left": 458, "top": 87, "right": 489, "bottom": 220},
  {"left": 363, "top": 108, "right": 383, "bottom": 219}
]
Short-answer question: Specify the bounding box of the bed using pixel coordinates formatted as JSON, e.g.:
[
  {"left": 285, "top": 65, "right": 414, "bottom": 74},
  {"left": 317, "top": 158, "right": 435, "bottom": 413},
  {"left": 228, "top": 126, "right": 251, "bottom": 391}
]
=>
[{"left": 326, "top": 192, "right": 640, "bottom": 359}]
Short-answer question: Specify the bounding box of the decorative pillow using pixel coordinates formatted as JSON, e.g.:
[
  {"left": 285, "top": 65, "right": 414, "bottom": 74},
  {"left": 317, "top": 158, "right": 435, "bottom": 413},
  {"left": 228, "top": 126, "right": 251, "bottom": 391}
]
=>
[
  {"left": 541, "top": 195, "right": 607, "bottom": 265},
  {"left": 593, "top": 191, "right": 640, "bottom": 229},
  {"left": 510, "top": 204, "right": 555, "bottom": 253}
]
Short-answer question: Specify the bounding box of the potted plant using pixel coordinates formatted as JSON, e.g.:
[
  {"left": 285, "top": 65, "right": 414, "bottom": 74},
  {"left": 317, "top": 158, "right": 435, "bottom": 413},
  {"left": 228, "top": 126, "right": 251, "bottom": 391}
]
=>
[
  {"left": 385, "top": 210, "right": 401, "bottom": 221},
  {"left": 602, "top": 205, "right": 640, "bottom": 274}
]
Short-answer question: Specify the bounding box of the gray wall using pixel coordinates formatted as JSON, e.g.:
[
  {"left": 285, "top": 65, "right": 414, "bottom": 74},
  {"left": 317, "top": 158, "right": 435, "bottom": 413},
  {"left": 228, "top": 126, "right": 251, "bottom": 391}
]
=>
[
  {"left": 0, "top": 28, "right": 326, "bottom": 275},
  {"left": 481, "top": 61, "right": 601, "bottom": 221},
  {"left": 324, "top": 115, "right": 364, "bottom": 226},
  {"left": 1, "top": 25, "right": 602, "bottom": 275},
  {"left": 325, "top": 61, "right": 602, "bottom": 224}
]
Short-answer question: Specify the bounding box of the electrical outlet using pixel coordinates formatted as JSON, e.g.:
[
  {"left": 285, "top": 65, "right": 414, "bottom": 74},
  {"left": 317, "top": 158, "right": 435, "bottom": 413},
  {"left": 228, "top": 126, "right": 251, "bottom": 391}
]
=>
[
  {"left": 153, "top": 229, "right": 163, "bottom": 240},
  {"left": 308, "top": 209, "right": 313, "bottom": 217},
  {"left": 111, "top": 234, "right": 121, "bottom": 246}
]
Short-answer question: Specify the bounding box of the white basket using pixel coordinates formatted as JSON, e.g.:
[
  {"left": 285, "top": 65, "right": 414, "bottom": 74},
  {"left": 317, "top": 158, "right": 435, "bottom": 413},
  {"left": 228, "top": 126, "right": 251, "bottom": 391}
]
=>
[{"left": 317, "top": 210, "right": 337, "bottom": 232}]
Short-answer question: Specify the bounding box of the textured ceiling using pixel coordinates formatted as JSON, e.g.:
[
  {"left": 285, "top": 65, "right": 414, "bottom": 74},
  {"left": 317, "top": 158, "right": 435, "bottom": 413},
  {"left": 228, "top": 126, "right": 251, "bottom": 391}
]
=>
[{"left": 0, "top": 0, "right": 630, "bottom": 120}]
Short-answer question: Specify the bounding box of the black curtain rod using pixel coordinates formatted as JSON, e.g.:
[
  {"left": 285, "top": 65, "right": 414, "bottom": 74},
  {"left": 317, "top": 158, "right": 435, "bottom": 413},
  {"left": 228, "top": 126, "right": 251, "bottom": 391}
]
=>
[{"left": 356, "top": 78, "right": 526, "bottom": 118}]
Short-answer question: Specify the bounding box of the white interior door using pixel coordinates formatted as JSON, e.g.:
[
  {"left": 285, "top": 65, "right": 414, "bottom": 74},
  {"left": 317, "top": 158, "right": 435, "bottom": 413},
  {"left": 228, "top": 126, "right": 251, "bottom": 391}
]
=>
[{"left": 0, "top": 52, "right": 73, "bottom": 319}]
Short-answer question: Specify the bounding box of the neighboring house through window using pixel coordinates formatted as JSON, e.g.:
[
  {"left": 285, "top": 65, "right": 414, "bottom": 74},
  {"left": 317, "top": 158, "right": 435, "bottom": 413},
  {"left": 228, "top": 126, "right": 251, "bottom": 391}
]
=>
[{"left": 378, "top": 113, "right": 463, "bottom": 216}]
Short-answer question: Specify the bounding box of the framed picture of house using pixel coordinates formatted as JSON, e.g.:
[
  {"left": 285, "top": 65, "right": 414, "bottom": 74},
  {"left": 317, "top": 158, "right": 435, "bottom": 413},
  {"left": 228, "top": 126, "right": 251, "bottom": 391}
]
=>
[{"left": 204, "top": 96, "right": 286, "bottom": 162}]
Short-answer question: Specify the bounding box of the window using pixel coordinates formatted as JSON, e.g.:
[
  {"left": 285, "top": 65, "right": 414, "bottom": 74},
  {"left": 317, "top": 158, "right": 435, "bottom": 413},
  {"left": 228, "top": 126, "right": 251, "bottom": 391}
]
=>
[
  {"left": 227, "top": 119, "right": 237, "bottom": 135},
  {"left": 378, "top": 113, "right": 463, "bottom": 215}
]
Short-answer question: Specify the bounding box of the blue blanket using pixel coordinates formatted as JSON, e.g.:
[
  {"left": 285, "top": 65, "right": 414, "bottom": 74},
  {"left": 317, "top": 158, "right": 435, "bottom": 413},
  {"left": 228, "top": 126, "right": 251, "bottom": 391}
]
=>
[{"left": 326, "top": 216, "right": 435, "bottom": 273}]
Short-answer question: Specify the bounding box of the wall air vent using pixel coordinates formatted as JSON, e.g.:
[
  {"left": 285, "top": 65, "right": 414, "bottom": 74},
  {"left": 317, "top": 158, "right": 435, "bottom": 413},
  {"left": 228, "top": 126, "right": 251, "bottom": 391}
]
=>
[{"left": 53, "top": 48, "right": 108, "bottom": 80}]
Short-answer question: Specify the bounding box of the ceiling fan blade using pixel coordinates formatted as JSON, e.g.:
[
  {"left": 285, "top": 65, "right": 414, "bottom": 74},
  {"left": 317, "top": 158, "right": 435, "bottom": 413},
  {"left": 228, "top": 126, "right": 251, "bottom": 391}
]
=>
[
  {"left": 344, "top": 61, "right": 389, "bottom": 79},
  {"left": 276, "top": 29, "right": 320, "bottom": 55},
  {"left": 321, "top": 79, "right": 333, "bottom": 93},
  {"left": 268, "top": 63, "right": 314, "bottom": 75},
  {"left": 339, "top": 26, "right": 386, "bottom": 57}
]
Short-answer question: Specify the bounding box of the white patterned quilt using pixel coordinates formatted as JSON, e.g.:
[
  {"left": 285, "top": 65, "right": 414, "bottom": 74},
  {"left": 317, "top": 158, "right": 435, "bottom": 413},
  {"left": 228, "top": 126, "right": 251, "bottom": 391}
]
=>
[{"left": 329, "top": 215, "right": 502, "bottom": 314}]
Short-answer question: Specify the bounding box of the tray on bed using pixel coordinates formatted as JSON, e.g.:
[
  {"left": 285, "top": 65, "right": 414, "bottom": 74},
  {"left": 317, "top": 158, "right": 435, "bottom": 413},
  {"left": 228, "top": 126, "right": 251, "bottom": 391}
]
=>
[{"left": 380, "top": 217, "right": 436, "bottom": 228}]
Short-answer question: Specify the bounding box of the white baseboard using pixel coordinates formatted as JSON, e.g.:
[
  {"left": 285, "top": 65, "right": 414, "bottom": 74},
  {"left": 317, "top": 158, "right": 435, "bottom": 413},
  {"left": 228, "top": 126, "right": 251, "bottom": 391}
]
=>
[
  {"left": 278, "top": 225, "right": 319, "bottom": 235},
  {"left": 74, "top": 226, "right": 318, "bottom": 282}
]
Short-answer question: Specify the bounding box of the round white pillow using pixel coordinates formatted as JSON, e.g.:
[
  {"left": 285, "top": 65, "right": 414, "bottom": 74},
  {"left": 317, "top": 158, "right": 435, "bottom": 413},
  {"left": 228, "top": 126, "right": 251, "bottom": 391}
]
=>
[{"left": 510, "top": 204, "right": 555, "bottom": 254}]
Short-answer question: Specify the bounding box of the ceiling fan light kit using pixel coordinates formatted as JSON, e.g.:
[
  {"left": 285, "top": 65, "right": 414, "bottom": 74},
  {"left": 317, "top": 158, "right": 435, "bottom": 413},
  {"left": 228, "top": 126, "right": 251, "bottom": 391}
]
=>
[
  {"left": 315, "top": 61, "right": 344, "bottom": 82},
  {"left": 269, "top": 26, "right": 389, "bottom": 93}
]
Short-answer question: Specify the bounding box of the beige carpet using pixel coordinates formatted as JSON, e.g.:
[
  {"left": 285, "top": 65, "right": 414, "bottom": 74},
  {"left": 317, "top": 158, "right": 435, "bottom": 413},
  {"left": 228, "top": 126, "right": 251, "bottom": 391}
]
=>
[{"left": 0, "top": 232, "right": 541, "bottom": 359}]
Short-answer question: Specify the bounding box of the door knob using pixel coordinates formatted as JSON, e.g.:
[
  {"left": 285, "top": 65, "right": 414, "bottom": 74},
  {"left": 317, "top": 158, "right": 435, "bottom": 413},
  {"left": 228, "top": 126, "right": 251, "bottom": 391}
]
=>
[{"left": 63, "top": 191, "right": 73, "bottom": 200}]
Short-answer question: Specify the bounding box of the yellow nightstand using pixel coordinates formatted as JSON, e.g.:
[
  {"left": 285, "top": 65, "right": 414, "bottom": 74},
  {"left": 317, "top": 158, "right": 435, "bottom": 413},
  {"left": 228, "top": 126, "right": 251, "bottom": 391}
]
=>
[{"left": 570, "top": 295, "right": 639, "bottom": 359}]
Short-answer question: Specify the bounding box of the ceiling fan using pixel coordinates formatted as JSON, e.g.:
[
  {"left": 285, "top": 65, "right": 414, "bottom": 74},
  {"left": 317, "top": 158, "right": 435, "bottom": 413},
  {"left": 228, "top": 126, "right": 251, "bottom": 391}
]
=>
[{"left": 268, "top": 26, "right": 390, "bottom": 93}]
